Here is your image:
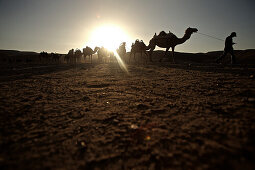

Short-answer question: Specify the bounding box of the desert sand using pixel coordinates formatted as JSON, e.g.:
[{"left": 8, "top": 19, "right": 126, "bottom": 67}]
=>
[{"left": 0, "top": 55, "right": 255, "bottom": 169}]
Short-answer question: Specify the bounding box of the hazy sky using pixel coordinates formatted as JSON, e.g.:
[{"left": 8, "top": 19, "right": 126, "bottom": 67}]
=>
[{"left": 0, "top": 0, "right": 254, "bottom": 53}]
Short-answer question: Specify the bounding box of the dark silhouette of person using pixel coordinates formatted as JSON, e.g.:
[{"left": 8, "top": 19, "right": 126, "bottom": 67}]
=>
[
  {"left": 216, "top": 32, "right": 237, "bottom": 64},
  {"left": 119, "top": 42, "right": 126, "bottom": 53},
  {"left": 117, "top": 42, "right": 126, "bottom": 57}
]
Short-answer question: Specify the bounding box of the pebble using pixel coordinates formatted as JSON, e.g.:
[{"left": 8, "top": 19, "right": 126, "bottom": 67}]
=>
[
  {"left": 113, "top": 119, "right": 119, "bottom": 123},
  {"left": 145, "top": 135, "right": 151, "bottom": 141},
  {"left": 131, "top": 124, "right": 138, "bottom": 129},
  {"left": 248, "top": 98, "right": 255, "bottom": 102},
  {"left": 80, "top": 141, "right": 86, "bottom": 147}
]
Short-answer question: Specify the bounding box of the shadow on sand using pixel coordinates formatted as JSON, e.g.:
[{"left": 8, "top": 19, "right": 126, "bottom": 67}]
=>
[
  {"left": 146, "top": 62, "right": 255, "bottom": 76},
  {"left": 0, "top": 63, "right": 96, "bottom": 83}
]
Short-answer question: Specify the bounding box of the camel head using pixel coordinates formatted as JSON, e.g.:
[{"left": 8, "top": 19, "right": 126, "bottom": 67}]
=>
[
  {"left": 185, "top": 27, "right": 198, "bottom": 35},
  {"left": 94, "top": 46, "right": 100, "bottom": 52}
]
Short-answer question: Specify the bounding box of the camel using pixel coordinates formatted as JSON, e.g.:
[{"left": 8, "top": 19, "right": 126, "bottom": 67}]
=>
[
  {"left": 74, "top": 49, "right": 83, "bottom": 63},
  {"left": 147, "top": 27, "right": 198, "bottom": 63},
  {"left": 51, "top": 53, "right": 61, "bottom": 63},
  {"left": 39, "top": 51, "right": 51, "bottom": 63},
  {"left": 109, "top": 51, "right": 116, "bottom": 63},
  {"left": 97, "top": 47, "right": 111, "bottom": 63},
  {"left": 130, "top": 39, "right": 148, "bottom": 63},
  {"left": 83, "top": 46, "right": 99, "bottom": 63},
  {"left": 64, "top": 49, "right": 74, "bottom": 64},
  {"left": 116, "top": 42, "right": 127, "bottom": 62}
]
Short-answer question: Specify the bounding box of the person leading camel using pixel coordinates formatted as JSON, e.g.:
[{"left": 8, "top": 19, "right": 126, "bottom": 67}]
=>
[
  {"left": 117, "top": 42, "right": 127, "bottom": 62},
  {"left": 215, "top": 32, "right": 237, "bottom": 64}
]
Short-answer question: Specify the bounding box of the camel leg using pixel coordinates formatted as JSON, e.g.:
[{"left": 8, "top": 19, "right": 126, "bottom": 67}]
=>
[
  {"left": 144, "top": 51, "right": 149, "bottom": 64},
  {"left": 172, "top": 47, "right": 175, "bottom": 63},
  {"left": 129, "top": 53, "right": 132, "bottom": 63},
  {"left": 160, "top": 47, "right": 170, "bottom": 62},
  {"left": 149, "top": 50, "right": 153, "bottom": 62},
  {"left": 140, "top": 51, "right": 143, "bottom": 64},
  {"left": 149, "top": 47, "right": 155, "bottom": 62}
]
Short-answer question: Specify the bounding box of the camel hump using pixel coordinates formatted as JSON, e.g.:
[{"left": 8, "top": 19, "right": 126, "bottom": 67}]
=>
[
  {"left": 153, "top": 31, "right": 175, "bottom": 40},
  {"left": 158, "top": 31, "right": 174, "bottom": 37},
  {"left": 159, "top": 31, "right": 167, "bottom": 36}
]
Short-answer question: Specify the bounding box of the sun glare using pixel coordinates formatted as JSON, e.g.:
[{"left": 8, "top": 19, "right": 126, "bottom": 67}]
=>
[{"left": 86, "top": 24, "right": 132, "bottom": 52}]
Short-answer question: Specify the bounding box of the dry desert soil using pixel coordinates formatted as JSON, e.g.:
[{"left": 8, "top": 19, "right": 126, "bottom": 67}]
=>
[{"left": 0, "top": 61, "right": 255, "bottom": 169}]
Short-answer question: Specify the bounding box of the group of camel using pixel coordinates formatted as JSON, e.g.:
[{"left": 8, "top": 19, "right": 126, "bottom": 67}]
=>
[
  {"left": 63, "top": 46, "right": 115, "bottom": 64},
  {"left": 39, "top": 52, "right": 61, "bottom": 63},
  {"left": 39, "top": 27, "right": 198, "bottom": 64}
]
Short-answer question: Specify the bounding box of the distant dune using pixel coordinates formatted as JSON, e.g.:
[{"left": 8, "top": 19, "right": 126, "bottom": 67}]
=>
[
  {"left": 0, "top": 50, "right": 38, "bottom": 57},
  {"left": 1, "top": 49, "right": 255, "bottom": 64}
]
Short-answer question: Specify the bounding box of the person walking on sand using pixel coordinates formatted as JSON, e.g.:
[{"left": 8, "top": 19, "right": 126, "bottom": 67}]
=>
[{"left": 216, "top": 32, "right": 237, "bottom": 64}]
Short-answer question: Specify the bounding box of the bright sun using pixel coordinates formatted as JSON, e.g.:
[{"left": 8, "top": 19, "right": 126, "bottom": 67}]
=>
[{"left": 86, "top": 24, "right": 132, "bottom": 52}]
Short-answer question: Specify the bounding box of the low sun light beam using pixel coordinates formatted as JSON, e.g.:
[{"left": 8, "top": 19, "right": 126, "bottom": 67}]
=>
[
  {"left": 87, "top": 24, "right": 132, "bottom": 52},
  {"left": 85, "top": 24, "right": 132, "bottom": 74},
  {"left": 114, "top": 51, "right": 129, "bottom": 74}
]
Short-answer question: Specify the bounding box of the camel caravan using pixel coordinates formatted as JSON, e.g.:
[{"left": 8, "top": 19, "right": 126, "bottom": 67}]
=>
[
  {"left": 39, "top": 51, "right": 62, "bottom": 64},
  {"left": 36, "top": 27, "right": 198, "bottom": 65},
  {"left": 60, "top": 46, "right": 116, "bottom": 64}
]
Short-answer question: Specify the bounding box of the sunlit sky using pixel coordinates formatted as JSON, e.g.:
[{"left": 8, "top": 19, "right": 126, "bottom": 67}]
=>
[{"left": 0, "top": 0, "right": 254, "bottom": 53}]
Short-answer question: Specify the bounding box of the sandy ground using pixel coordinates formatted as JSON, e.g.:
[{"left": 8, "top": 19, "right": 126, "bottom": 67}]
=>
[{"left": 0, "top": 61, "right": 255, "bottom": 169}]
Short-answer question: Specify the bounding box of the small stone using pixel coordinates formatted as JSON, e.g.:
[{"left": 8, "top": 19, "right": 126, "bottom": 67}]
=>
[
  {"left": 77, "top": 140, "right": 87, "bottom": 151},
  {"left": 248, "top": 98, "right": 255, "bottom": 102},
  {"left": 131, "top": 124, "right": 138, "bottom": 129},
  {"left": 81, "top": 141, "right": 86, "bottom": 147},
  {"left": 145, "top": 135, "right": 151, "bottom": 141},
  {"left": 113, "top": 119, "right": 119, "bottom": 123}
]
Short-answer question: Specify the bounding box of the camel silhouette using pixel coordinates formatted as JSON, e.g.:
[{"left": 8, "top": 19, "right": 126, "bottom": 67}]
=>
[
  {"left": 147, "top": 27, "right": 198, "bottom": 63},
  {"left": 75, "top": 49, "right": 83, "bottom": 63},
  {"left": 130, "top": 39, "right": 148, "bottom": 63},
  {"left": 51, "top": 53, "right": 61, "bottom": 63},
  {"left": 109, "top": 51, "right": 116, "bottom": 63},
  {"left": 39, "top": 51, "right": 50, "bottom": 63},
  {"left": 116, "top": 42, "right": 127, "bottom": 62},
  {"left": 64, "top": 49, "right": 74, "bottom": 64},
  {"left": 83, "top": 46, "right": 99, "bottom": 63},
  {"left": 97, "top": 47, "right": 112, "bottom": 63}
]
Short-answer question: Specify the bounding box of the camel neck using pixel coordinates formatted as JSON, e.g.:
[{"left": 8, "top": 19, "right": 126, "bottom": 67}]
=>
[{"left": 177, "top": 33, "right": 191, "bottom": 45}]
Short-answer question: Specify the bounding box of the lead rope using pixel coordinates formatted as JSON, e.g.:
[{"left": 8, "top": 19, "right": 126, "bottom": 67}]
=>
[
  {"left": 197, "top": 32, "right": 225, "bottom": 42},
  {"left": 197, "top": 32, "right": 242, "bottom": 57}
]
